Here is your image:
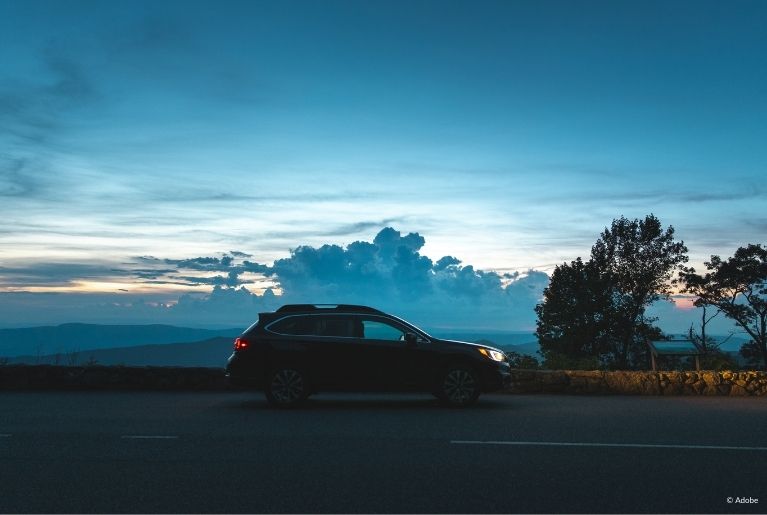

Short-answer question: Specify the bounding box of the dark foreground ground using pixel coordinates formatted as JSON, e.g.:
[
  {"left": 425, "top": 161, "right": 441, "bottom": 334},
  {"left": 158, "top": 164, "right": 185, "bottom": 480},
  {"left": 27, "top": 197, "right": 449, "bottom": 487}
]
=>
[{"left": 0, "top": 392, "right": 765, "bottom": 514}]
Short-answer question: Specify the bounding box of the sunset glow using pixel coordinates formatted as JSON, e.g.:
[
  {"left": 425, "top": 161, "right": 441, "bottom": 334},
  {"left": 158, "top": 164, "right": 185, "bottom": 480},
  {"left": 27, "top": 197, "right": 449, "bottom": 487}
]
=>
[{"left": 672, "top": 296, "right": 698, "bottom": 311}]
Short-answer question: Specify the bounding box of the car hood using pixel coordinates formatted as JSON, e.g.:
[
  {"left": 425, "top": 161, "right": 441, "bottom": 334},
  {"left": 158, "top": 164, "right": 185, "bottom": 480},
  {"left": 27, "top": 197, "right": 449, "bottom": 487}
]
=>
[{"left": 433, "top": 338, "right": 505, "bottom": 354}]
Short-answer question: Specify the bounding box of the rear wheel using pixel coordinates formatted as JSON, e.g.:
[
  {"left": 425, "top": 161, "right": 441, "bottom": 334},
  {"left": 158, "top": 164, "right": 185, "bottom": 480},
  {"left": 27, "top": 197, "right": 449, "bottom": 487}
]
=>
[
  {"left": 438, "top": 366, "right": 480, "bottom": 407},
  {"left": 265, "top": 368, "right": 308, "bottom": 408}
]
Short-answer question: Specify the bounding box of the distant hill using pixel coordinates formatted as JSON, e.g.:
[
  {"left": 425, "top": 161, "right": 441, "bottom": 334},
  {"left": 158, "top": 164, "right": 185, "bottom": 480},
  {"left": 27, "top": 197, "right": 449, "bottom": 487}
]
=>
[
  {"left": 13, "top": 336, "right": 539, "bottom": 368},
  {"left": 432, "top": 331, "right": 537, "bottom": 347},
  {"left": 458, "top": 333, "right": 753, "bottom": 362},
  {"left": 9, "top": 337, "right": 235, "bottom": 367},
  {"left": 498, "top": 342, "right": 541, "bottom": 357},
  {"left": 0, "top": 323, "right": 243, "bottom": 358}
]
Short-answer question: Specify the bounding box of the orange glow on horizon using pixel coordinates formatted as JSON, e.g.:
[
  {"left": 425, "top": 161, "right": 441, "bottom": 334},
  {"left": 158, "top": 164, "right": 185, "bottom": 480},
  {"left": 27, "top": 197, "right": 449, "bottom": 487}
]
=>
[
  {"left": 673, "top": 296, "right": 697, "bottom": 311},
  {"left": 0, "top": 279, "right": 283, "bottom": 296}
]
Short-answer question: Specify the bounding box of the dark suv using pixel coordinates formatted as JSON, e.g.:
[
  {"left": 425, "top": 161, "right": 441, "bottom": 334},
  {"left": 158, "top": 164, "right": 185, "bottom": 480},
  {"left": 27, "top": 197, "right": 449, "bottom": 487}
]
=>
[{"left": 226, "top": 304, "right": 511, "bottom": 407}]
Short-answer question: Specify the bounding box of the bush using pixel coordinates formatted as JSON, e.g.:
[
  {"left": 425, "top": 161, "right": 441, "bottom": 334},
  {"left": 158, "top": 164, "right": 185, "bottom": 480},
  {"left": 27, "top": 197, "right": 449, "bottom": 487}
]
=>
[
  {"left": 700, "top": 352, "right": 739, "bottom": 371},
  {"left": 542, "top": 352, "right": 601, "bottom": 370},
  {"left": 506, "top": 351, "right": 540, "bottom": 369}
]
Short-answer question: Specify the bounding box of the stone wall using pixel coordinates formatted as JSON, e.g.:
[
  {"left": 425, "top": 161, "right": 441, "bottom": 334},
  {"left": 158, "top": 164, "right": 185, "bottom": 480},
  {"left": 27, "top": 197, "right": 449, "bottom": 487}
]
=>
[
  {"left": 0, "top": 365, "right": 227, "bottom": 391},
  {"left": 1, "top": 365, "right": 766, "bottom": 396},
  {"left": 509, "top": 369, "right": 767, "bottom": 396}
]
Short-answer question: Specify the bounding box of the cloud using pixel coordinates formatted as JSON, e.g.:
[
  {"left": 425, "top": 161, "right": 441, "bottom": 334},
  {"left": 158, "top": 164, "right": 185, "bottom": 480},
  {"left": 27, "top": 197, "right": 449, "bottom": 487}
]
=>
[
  {"left": 0, "top": 249, "right": 272, "bottom": 290},
  {"left": 262, "top": 227, "right": 547, "bottom": 329},
  {"left": 41, "top": 45, "right": 95, "bottom": 104},
  {"left": 321, "top": 219, "right": 405, "bottom": 237},
  {"left": 0, "top": 37, "right": 103, "bottom": 211},
  {"left": 0, "top": 262, "right": 131, "bottom": 287},
  {"left": 164, "top": 256, "right": 230, "bottom": 271},
  {"left": 434, "top": 256, "right": 461, "bottom": 271},
  {"left": 0, "top": 155, "right": 40, "bottom": 197},
  {"left": 0, "top": 227, "right": 550, "bottom": 330},
  {"left": 1, "top": 44, "right": 95, "bottom": 145},
  {"left": 743, "top": 218, "right": 767, "bottom": 233},
  {"left": 543, "top": 182, "right": 765, "bottom": 207}
]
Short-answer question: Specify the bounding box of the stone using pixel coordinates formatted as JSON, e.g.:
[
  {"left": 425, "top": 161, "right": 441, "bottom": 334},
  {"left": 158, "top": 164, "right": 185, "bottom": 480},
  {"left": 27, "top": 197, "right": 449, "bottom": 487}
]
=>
[
  {"left": 717, "top": 384, "right": 732, "bottom": 395},
  {"left": 730, "top": 384, "right": 749, "bottom": 396},
  {"left": 703, "top": 385, "right": 719, "bottom": 396},
  {"left": 584, "top": 380, "right": 604, "bottom": 394},
  {"left": 567, "top": 370, "right": 603, "bottom": 379},
  {"left": 513, "top": 370, "right": 537, "bottom": 381},
  {"left": 683, "top": 384, "right": 698, "bottom": 395}
]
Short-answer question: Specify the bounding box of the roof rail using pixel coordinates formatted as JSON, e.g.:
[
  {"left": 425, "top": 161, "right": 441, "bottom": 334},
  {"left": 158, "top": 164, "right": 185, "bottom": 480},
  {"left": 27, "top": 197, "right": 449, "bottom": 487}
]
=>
[{"left": 275, "top": 304, "right": 384, "bottom": 314}]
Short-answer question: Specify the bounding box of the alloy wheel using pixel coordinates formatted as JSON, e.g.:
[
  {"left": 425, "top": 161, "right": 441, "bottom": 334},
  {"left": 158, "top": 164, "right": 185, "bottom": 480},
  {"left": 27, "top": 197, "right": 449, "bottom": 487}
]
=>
[
  {"left": 269, "top": 369, "right": 305, "bottom": 404},
  {"left": 443, "top": 368, "right": 477, "bottom": 405}
]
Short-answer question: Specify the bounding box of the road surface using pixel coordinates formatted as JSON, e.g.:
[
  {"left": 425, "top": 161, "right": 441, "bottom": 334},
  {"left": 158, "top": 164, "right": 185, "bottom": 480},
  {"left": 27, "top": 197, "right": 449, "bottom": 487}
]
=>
[{"left": 0, "top": 391, "right": 765, "bottom": 513}]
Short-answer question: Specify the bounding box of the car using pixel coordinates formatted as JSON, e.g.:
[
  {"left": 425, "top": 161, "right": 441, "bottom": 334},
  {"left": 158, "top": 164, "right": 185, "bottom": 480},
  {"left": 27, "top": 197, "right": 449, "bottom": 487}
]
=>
[{"left": 226, "top": 304, "right": 511, "bottom": 407}]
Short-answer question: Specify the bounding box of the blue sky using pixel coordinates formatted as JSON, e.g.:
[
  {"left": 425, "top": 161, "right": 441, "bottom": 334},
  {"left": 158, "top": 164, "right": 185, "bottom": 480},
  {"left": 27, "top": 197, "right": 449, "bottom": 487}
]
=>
[{"left": 0, "top": 0, "right": 765, "bottom": 330}]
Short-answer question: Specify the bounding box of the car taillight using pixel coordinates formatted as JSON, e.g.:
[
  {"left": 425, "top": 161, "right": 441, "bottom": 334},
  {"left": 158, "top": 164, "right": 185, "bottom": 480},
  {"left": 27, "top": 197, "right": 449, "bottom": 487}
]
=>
[{"left": 234, "top": 337, "right": 249, "bottom": 351}]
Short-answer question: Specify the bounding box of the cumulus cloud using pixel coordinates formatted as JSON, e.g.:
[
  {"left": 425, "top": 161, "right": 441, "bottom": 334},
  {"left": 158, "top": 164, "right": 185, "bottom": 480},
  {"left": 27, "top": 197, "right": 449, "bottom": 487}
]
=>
[
  {"left": 0, "top": 227, "right": 551, "bottom": 330},
  {"left": 260, "top": 227, "right": 547, "bottom": 330}
]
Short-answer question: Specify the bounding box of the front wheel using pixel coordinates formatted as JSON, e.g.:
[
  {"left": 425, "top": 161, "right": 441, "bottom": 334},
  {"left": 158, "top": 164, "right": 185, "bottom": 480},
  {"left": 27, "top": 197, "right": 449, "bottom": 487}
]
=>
[
  {"left": 438, "top": 366, "right": 480, "bottom": 407},
  {"left": 265, "top": 368, "right": 309, "bottom": 408}
]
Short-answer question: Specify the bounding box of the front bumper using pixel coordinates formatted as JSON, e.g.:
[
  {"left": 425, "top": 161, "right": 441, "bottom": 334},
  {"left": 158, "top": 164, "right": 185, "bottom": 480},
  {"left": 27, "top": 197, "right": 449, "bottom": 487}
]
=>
[{"left": 479, "top": 361, "right": 512, "bottom": 392}]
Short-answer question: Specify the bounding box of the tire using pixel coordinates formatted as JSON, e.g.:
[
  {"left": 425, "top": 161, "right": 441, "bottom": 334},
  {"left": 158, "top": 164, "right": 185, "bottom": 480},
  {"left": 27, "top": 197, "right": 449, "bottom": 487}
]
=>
[
  {"left": 438, "top": 365, "right": 481, "bottom": 407},
  {"left": 265, "top": 368, "right": 309, "bottom": 408}
]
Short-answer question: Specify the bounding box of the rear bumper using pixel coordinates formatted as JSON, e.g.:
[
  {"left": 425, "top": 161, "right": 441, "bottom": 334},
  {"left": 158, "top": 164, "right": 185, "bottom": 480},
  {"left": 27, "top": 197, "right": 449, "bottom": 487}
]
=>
[
  {"left": 226, "top": 353, "right": 264, "bottom": 389},
  {"left": 225, "top": 372, "right": 263, "bottom": 389}
]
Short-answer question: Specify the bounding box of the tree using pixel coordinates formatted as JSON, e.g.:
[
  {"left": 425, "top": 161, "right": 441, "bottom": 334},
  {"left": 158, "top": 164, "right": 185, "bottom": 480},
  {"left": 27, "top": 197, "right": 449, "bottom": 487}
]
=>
[
  {"left": 589, "top": 214, "right": 688, "bottom": 368},
  {"left": 679, "top": 244, "right": 767, "bottom": 368},
  {"left": 536, "top": 214, "right": 688, "bottom": 369},
  {"left": 678, "top": 270, "right": 726, "bottom": 352},
  {"left": 535, "top": 258, "right": 615, "bottom": 368}
]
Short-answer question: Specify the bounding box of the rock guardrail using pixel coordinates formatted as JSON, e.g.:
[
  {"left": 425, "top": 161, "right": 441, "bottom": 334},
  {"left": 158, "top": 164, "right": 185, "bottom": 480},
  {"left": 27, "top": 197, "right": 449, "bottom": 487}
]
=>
[
  {"left": 0, "top": 365, "right": 227, "bottom": 391},
  {"left": 509, "top": 369, "right": 767, "bottom": 396},
  {"left": 0, "top": 365, "right": 765, "bottom": 396}
]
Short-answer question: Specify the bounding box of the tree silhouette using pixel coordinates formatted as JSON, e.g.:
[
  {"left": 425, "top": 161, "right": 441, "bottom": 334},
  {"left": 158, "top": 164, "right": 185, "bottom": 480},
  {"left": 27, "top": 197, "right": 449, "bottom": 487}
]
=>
[
  {"left": 679, "top": 244, "right": 767, "bottom": 368},
  {"left": 537, "top": 214, "right": 687, "bottom": 369},
  {"left": 535, "top": 258, "right": 615, "bottom": 368},
  {"left": 591, "top": 215, "right": 688, "bottom": 368}
]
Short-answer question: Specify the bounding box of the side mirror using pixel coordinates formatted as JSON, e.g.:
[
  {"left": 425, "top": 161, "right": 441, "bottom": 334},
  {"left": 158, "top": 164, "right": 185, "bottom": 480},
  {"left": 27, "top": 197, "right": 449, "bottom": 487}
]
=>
[{"left": 404, "top": 332, "right": 418, "bottom": 346}]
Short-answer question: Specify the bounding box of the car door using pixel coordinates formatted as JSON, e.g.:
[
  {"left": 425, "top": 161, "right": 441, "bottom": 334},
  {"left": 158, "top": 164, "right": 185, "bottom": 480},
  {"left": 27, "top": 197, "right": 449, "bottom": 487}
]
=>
[
  {"left": 263, "top": 314, "right": 328, "bottom": 387},
  {"left": 354, "top": 315, "right": 422, "bottom": 391},
  {"left": 309, "top": 314, "right": 370, "bottom": 390}
]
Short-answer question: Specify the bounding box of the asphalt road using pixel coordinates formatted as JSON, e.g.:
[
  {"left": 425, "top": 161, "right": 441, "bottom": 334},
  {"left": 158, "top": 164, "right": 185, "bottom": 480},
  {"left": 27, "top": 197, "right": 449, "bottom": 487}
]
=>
[{"left": 0, "top": 391, "right": 765, "bottom": 514}]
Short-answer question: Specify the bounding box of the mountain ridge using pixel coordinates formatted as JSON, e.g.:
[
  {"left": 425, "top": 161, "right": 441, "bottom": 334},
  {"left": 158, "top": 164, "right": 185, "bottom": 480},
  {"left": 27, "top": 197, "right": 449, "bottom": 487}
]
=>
[{"left": 0, "top": 323, "right": 243, "bottom": 357}]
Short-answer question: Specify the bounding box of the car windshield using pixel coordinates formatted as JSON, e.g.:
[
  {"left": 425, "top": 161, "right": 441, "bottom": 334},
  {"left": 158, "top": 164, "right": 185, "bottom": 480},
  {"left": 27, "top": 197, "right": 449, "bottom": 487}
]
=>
[{"left": 387, "top": 314, "right": 432, "bottom": 339}]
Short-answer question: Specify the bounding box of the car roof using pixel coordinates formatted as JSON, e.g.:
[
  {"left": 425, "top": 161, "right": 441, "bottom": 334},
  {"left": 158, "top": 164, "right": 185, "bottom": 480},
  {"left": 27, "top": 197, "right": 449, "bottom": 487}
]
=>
[{"left": 275, "top": 304, "right": 385, "bottom": 315}]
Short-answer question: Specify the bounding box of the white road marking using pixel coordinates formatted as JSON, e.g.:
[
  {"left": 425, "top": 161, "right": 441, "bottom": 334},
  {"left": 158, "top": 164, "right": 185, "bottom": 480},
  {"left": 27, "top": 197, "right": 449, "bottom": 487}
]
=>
[
  {"left": 120, "top": 435, "right": 179, "bottom": 439},
  {"left": 450, "top": 440, "right": 767, "bottom": 451}
]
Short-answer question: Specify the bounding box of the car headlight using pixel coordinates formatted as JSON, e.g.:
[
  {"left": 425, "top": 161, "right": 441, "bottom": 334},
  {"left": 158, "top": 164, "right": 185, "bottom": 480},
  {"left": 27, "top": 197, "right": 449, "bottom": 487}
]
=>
[{"left": 478, "top": 348, "right": 506, "bottom": 362}]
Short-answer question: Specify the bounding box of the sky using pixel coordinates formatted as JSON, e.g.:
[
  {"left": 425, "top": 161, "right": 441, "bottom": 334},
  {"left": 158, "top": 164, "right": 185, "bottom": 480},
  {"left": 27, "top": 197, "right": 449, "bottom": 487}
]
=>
[{"left": 0, "top": 0, "right": 765, "bottom": 331}]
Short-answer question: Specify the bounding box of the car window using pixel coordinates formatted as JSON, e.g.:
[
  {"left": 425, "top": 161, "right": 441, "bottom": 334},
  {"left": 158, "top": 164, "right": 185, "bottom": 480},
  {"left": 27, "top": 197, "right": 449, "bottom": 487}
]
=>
[
  {"left": 268, "top": 315, "right": 318, "bottom": 335},
  {"left": 359, "top": 318, "right": 405, "bottom": 341},
  {"left": 316, "top": 315, "right": 357, "bottom": 338}
]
